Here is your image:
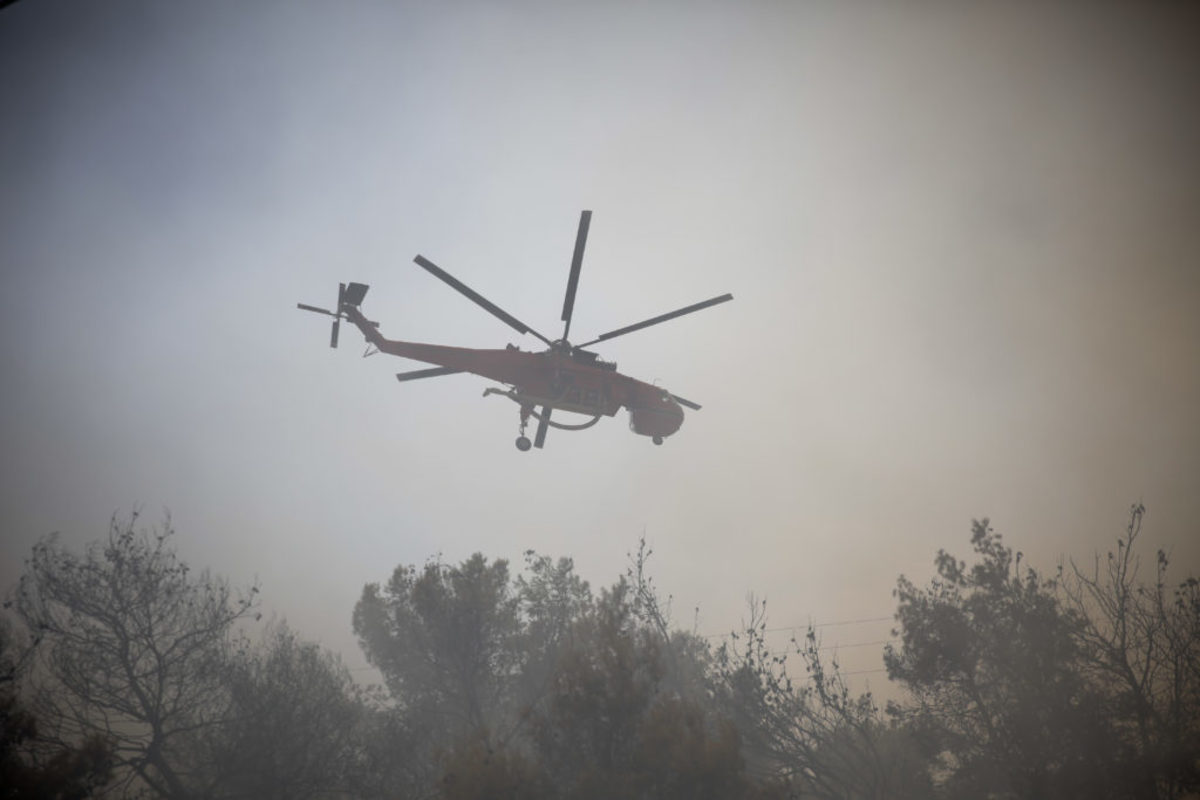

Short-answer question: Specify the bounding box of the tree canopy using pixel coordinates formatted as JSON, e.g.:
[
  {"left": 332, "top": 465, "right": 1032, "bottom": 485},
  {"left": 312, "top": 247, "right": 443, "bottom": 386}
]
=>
[{"left": 2, "top": 505, "right": 1195, "bottom": 799}]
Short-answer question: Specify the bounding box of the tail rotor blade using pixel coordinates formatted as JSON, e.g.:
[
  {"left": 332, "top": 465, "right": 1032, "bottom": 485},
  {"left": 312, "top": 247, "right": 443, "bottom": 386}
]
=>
[
  {"left": 560, "top": 210, "right": 592, "bottom": 340},
  {"left": 300, "top": 282, "right": 355, "bottom": 348},
  {"left": 297, "top": 303, "right": 335, "bottom": 316},
  {"left": 534, "top": 406, "right": 552, "bottom": 448},
  {"left": 670, "top": 394, "right": 701, "bottom": 411}
]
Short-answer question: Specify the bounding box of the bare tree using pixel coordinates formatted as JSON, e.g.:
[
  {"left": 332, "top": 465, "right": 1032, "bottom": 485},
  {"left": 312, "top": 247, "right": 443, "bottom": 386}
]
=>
[
  {"left": 13, "top": 513, "right": 259, "bottom": 799},
  {"left": 1061, "top": 503, "right": 1200, "bottom": 798},
  {"left": 714, "top": 598, "right": 929, "bottom": 800}
]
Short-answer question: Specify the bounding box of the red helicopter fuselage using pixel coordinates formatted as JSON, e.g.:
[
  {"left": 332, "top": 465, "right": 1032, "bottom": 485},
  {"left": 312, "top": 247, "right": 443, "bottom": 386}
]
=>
[{"left": 343, "top": 306, "right": 685, "bottom": 440}]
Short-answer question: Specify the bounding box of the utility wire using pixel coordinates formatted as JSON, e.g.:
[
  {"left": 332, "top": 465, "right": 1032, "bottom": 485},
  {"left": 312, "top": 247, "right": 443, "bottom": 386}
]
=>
[
  {"left": 818, "top": 638, "right": 892, "bottom": 651},
  {"left": 788, "top": 615, "right": 893, "bottom": 631},
  {"left": 765, "top": 639, "right": 895, "bottom": 658},
  {"left": 703, "top": 615, "right": 893, "bottom": 639}
]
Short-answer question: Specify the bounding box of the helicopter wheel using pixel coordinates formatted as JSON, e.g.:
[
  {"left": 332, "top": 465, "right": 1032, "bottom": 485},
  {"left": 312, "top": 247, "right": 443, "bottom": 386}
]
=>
[
  {"left": 515, "top": 436, "right": 532, "bottom": 452},
  {"left": 652, "top": 436, "right": 663, "bottom": 446}
]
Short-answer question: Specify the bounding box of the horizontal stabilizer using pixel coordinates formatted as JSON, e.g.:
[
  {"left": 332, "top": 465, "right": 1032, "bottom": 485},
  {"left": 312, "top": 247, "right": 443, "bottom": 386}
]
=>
[
  {"left": 671, "top": 394, "right": 701, "bottom": 411},
  {"left": 396, "top": 366, "right": 463, "bottom": 382}
]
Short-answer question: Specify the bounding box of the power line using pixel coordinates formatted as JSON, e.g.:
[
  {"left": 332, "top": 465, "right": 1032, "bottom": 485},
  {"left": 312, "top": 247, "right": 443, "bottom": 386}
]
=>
[
  {"left": 794, "top": 615, "right": 893, "bottom": 631},
  {"left": 703, "top": 615, "right": 893, "bottom": 640},
  {"left": 843, "top": 667, "right": 889, "bottom": 677},
  {"left": 766, "top": 639, "right": 895, "bottom": 658},
  {"left": 819, "top": 638, "right": 892, "bottom": 651}
]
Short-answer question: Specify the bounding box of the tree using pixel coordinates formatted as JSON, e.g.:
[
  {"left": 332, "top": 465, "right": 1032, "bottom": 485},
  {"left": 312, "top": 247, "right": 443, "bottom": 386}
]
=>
[
  {"left": 529, "top": 575, "right": 784, "bottom": 800},
  {"left": 435, "top": 734, "right": 551, "bottom": 800},
  {"left": 528, "top": 578, "right": 665, "bottom": 796},
  {"left": 353, "top": 552, "right": 601, "bottom": 798},
  {"left": 207, "top": 622, "right": 368, "bottom": 800},
  {"left": 357, "top": 547, "right": 783, "bottom": 800},
  {"left": 713, "top": 599, "right": 930, "bottom": 799},
  {"left": 520, "top": 546, "right": 791, "bottom": 800},
  {"left": 1060, "top": 503, "right": 1200, "bottom": 798},
  {"left": 352, "top": 551, "right": 599, "bottom": 748},
  {"left": 884, "top": 519, "right": 1125, "bottom": 799},
  {"left": 13, "top": 513, "right": 259, "bottom": 799},
  {"left": 352, "top": 553, "right": 521, "bottom": 746},
  {"left": 0, "top": 619, "right": 112, "bottom": 799},
  {"left": 348, "top": 703, "right": 442, "bottom": 800},
  {"left": 511, "top": 551, "right": 593, "bottom": 727}
]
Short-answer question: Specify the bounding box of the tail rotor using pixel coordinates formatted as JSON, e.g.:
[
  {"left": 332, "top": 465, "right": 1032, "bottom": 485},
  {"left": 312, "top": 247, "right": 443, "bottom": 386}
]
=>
[{"left": 297, "top": 282, "right": 371, "bottom": 348}]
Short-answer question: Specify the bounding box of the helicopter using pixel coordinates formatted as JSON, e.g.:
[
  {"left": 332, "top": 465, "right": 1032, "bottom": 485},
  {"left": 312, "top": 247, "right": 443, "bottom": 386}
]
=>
[{"left": 297, "top": 210, "right": 732, "bottom": 451}]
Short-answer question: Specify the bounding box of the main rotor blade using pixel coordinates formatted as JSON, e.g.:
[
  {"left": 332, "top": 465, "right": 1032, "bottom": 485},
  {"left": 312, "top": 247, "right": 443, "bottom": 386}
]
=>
[
  {"left": 560, "top": 210, "right": 592, "bottom": 340},
  {"left": 576, "top": 293, "right": 733, "bottom": 347},
  {"left": 670, "top": 394, "right": 702, "bottom": 411},
  {"left": 297, "top": 303, "right": 336, "bottom": 316},
  {"left": 534, "top": 406, "right": 552, "bottom": 448},
  {"left": 413, "top": 255, "right": 553, "bottom": 347},
  {"left": 395, "top": 366, "right": 463, "bottom": 382}
]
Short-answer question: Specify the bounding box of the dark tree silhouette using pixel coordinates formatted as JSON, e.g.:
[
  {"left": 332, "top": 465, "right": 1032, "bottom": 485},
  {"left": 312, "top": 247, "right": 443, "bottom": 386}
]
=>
[
  {"left": 9, "top": 506, "right": 1190, "bottom": 800},
  {"left": 713, "top": 598, "right": 931, "bottom": 800},
  {"left": 1060, "top": 504, "right": 1200, "bottom": 798},
  {"left": 885, "top": 519, "right": 1131, "bottom": 798},
  {"left": 356, "top": 547, "right": 784, "bottom": 799},
  {"left": 13, "top": 513, "right": 259, "bottom": 799},
  {"left": 353, "top": 553, "right": 523, "bottom": 744},
  {"left": 207, "top": 622, "right": 369, "bottom": 800},
  {"left": 0, "top": 620, "right": 112, "bottom": 799},
  {"left": 527, "top": 578, "right": 776, "bottom": 800}
]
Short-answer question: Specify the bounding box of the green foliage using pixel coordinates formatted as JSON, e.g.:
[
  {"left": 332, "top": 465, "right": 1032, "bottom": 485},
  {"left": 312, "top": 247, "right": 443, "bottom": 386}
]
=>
[
  {"left": 529, "top": 579, "right": 667, "bottom": 793},
  {"left": 347, "top": 703, "right": 439, "bottom": 800},
  {"left": 630, "top": 697, "right": 755, "bottom": 800},
  {"left": 7, "top": 506, "right": 1193, "bottom": 800},
  {"left": 885, "top": 520, "right": 1093, "bottom": 796},
  {"left": 353, "top": 553, "right": 521, "bottom": 741},
  {"left": 207, "top": 622, "right": 369, "bottom": 800},
  {"left": 357, "top": 546, "right": 782, "bottom": 799},
  {"left": 884, "top": 512, "right": 1199, "bottom": 799},
  {"left": 512, "top": 551, "right": 594, "bottom": 721},
  {"left": 437, "top": 736, "right": 551, "bottom": 800}
]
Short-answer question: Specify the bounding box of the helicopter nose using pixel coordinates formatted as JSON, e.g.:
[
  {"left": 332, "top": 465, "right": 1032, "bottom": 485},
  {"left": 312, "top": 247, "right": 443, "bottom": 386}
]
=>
[{"left": 628, "top": 393, "right": 684, "bottom": 438}]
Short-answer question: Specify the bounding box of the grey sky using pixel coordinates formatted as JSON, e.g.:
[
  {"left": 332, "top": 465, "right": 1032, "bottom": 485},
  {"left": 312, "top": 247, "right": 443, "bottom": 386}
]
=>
[{"left": 2, "top": 1, "right": 1198, "bottom": 684}]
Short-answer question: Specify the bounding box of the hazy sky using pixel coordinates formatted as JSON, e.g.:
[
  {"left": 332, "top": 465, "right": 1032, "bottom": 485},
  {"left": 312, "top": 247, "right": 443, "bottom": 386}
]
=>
[{"left": 2, "top": 1, "right": 1198, "bottom": 686}]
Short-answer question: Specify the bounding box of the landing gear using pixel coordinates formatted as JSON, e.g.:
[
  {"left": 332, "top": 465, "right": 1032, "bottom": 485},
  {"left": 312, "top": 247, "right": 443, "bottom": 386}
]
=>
[
  {"left": 515, "top": 404, "right": 534, "bottom": 452},
  {"left": 652, "top": 435, "right": 663, "bottom": 445}
]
